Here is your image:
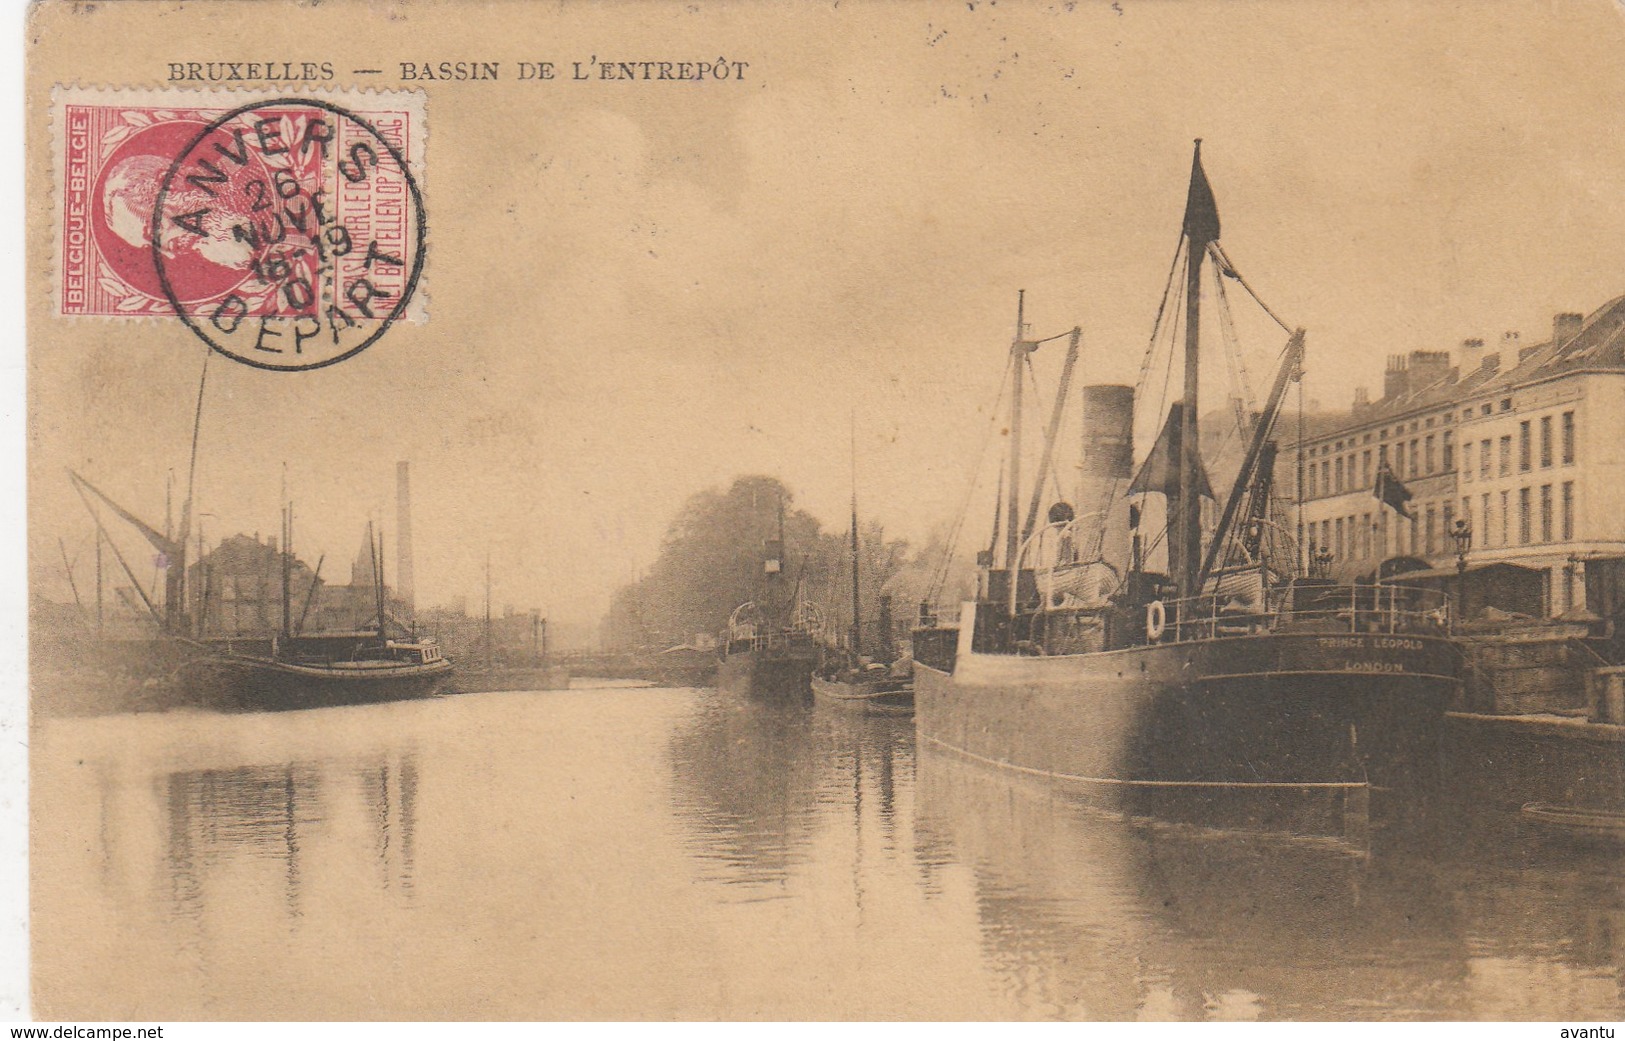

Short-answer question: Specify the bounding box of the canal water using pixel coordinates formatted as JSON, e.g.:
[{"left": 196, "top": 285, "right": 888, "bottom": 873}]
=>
[{"left": 30, "top": 683, "right": 1625, "bottom": 1020}]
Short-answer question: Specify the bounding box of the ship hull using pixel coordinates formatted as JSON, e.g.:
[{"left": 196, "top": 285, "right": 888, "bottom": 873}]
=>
[
  {"left": 811, "top": 675, "right": 915, "bottom": 715},
  {"left": 203, "top": 655, "right": 455, "bottom": 712},
  {"left": 916, "top": 631, "right": 1458, "bottom": 832},
  {"left": 717, "top": 648, "right": 815, "bottom": 701}
]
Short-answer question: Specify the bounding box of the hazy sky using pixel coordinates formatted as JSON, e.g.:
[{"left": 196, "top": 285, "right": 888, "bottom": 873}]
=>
[{"left": 28, "top": 0, "right": 1625, "bottom": 632}]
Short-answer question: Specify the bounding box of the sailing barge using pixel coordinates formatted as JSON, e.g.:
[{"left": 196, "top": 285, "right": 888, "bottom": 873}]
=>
[
  {"left": 204, "top": 515, "right": 453, "bottom": 711},
  {"left": 811, "top": 421, "right": 914, "bottom": 714},
  {"left": 913, "top": 143, "right": 1460, "bottom": 830}
]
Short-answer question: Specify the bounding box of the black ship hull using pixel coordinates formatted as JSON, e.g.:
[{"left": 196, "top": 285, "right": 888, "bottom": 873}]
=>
[
  {"left": 915, "top": 627, "right": 1458, "bottom": 833},
  {"left": 202, "top": 654, "right": 455, "bottom": 712},
  {"left": 717, "top": 647, "right": 815, "bottom": 701}
]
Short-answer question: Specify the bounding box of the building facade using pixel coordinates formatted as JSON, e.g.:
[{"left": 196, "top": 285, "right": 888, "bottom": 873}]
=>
[{"left": 1279, "top": 295, "right": 1625, "bottom": 618}]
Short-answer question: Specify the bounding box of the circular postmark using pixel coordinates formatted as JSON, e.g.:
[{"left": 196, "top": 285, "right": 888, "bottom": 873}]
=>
[{"left": 150, "top": 97, "right": 426, "bottom": 372}]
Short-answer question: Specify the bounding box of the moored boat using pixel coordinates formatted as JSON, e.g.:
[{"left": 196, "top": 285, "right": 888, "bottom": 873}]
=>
[
  {"left": 717, "top": 490, "right": 823, "bottom": 700},
  {"left": 810, "top": 417, "right": 915, "bottom": 715},
  {"left": 1521, "top": 802, "right": 1625, "bottom": 844},
  {"left": 205, "top": 634, "right": 454, "bottom": 710},
  {"left": 202, "top": 515, "right": 456, "bottom": 712},
  {"left": 913, "top": 143, "right": 1460, "bottom": 834}
]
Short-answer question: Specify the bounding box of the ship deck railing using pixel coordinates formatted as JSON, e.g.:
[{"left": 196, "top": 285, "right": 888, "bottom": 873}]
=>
[
  {"left": 1159, "top": 581, "right": 1450, "bottom": 644},
  {"left": 724, "top": 629, "right": 820, "bottom": 654}
]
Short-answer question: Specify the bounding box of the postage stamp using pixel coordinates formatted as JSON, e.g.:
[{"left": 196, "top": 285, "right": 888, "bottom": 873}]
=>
[{"left": 52, "top": 86, "right": 426, "bottom": 370}]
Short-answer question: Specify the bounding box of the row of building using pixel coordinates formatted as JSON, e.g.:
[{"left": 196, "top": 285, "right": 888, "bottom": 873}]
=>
[{"left": 1280, "top": 294, "right": 1625, "bottom": 620}]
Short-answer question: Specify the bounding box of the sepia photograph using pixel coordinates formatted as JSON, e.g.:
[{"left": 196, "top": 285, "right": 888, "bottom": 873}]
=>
[{"left": 18, "top": 0, "right": 1625, "bottom": 1022}]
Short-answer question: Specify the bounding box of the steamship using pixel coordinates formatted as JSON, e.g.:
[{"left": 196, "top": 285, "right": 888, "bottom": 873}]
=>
[
  {"left": 912, "top": 143, "right": 1460, "bottom": 831},
  {"left": 717, "top": 494, "right": 822, "bottom": 700}
]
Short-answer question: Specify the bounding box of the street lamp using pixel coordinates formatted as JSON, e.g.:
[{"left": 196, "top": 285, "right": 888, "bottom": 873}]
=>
[{"left": 1450, "top": 518, "right": 1473, "bottom": 632}]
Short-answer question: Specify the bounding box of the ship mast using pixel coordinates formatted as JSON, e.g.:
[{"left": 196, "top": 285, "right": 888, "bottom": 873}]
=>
[
  {"left": 849, "top": 412, "right": 861, "bottom": 658},
  {"left": 1006, "top": 290, "right": 1029, "bottom": 618},
  {"left": 1176, "top": 140, "right": 1221, "bottom": 601}
]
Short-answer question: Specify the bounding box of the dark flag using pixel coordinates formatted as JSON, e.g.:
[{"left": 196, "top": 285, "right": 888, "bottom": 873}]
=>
[
  {"left": 1183, "top": 140, "right": 1222, "bottom": 247},
  {"left": 1374, "top": 462, "right": 1413, "bottom": 519},
  {"left": 1128, "top": 403, "right": 1214, "bottom": 501}
]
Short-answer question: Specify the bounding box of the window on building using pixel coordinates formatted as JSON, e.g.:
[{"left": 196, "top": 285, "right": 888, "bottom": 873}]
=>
[
  {"left": 1377, "top": 511, "right": 1388, "bottom": 557},
  {"left": 1540, "top": 484, "right": 1553, "bottom": 543},
  {"left": 1481, "top": 403, "right": 1492, "bottom": 417},
  {"left": 1335, "top": 457, "right": 1344, "bottom": 494},
  {"left": 1540, "top": 415, "right": 1553, "bottom": 468},
  {"left": 1481, "top": 493, "right": 1491, "bottom": 548},
  {"left": 1562, "top": 411, "right": 1575, "bottom": 464},
  {"left": 1425, "top": 505, "right": 1437, "bottom": 556},
  {"left": 1335, "top": 517, "right": 1344, "bottom": 559},
  {"left": 1480, "top": 439, "right": 1491, "bottom": 480},
  {"left": 1518, "top": 487, "right": 1531, "bottom": 545},
  {"left": 1443, "top": 503, "right": 1455, "bottom": 549},
  {"left": 1500, "top": 398, "right": 1512, "bottom": 412},
  {"left": 1361, "top": 450, "right": 1371, "bottom": 487},
  {"left": 1410, "top": 439, "right": 1420, "bottom": 476},
  {"left": 1408, "top": 511, "right": 1419, "bottom": 555},
  {"left": 1464, "top": 408, "right": 1473, "bottom": 422},
  {"left": 1499, "top": 436, "right": 1512, "bottom": 477},
  {"left": 1443, "top": 432, "right": 1454, "bottom": 471},
  {"left": 1499, "top": 491, "right": 1509, "bottom": 547},
  {"left": 1519, "top": 420, "right": 1531, "bottom": 472},
  {"left": 1360, "top": 512, "right": 1371, "bottom": 558},
  {"left": 1425, "top": 435, "right": 1436, "bottom": 474},
  {"left": 1562, "top": 481, "right": 1574, "bottom": 540},
  {"left": 1463, "top": 441, "right": 1474, "bottom": 481}
]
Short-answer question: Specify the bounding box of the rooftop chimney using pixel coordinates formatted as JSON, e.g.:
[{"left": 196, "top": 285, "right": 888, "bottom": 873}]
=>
[
  {"left": 396, "top": 461, "right": 415, "bottom": 612},
  {"left": 1408, "top": 349, "right": 1453, "bottom": 390},
  {"left": 1383, "top": 354, "right": 1410, "bottom": 401},
  {"left": 1553, "top": 312, "right": 1583, "bottom": 346},
  {"left": 1352, "top": 386, "right": 1371, "bottom": 414}
]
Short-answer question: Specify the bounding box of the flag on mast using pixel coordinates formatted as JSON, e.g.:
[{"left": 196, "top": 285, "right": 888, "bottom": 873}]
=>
[{"left": 1374, "top": 461, "right": 1414, "bottom": 519}]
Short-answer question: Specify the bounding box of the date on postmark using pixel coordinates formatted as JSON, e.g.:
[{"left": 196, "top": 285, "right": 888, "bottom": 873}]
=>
[{"left": 53, "top": 87, "right": 426, "bottom": 370}]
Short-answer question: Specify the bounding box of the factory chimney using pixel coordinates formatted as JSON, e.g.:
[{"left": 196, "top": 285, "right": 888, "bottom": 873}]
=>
[{"left": 396, "top": 461, "right": 415, "bottom": 613}]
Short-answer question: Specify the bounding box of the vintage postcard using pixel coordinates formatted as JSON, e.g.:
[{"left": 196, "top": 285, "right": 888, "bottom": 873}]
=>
[{"left": 22, "top": 0, "right": 1625, "bottom": 1023}]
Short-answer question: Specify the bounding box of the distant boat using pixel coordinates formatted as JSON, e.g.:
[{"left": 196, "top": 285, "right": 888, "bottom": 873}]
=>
[
  {"left": 717, "top": 489, "right": 822, "bottom": 700},
  {"left": 204, "top": 516, "right": 454, "bottom": 711},
  {"left": 811, "top": 416, "right": 913, "bottom": 714},
  {"left": 1521, "top": 802, "right": 1625, "bottom": 844}
]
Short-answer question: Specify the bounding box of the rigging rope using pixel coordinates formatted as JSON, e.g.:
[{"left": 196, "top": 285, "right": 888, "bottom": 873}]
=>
[
  {"left": 926, "top": 351, "right": 1015, "bottom": 607},
  {"left": 1211, "top": 241, "right": 1293, "bottom": 334}
]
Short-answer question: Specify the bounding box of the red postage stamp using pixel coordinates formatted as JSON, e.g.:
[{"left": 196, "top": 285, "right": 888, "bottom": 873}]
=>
[{"left": 52, "top": 87, "right": 427, "bottom": 341}]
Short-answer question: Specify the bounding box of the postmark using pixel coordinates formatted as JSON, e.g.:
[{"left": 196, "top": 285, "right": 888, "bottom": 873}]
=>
[{"left": 52, "top": 87, "right": 426, "bottom": 370}]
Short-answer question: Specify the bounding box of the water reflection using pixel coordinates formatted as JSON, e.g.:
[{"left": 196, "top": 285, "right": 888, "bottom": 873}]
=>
[
  {"left": 914, "top": 743, "right": 1624, "bottom": 1019},
  {"left": 160, "top": 753, "right": 419, "bottom": 925},
  {"left": 31, "top": 685, "right": 1625, "bottom": 1020}
]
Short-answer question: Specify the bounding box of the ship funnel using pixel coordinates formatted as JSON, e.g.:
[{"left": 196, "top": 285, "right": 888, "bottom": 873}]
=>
[
  {"left": 1080, "top": 385, "right": 1135, "bottom": 573},
  {"left": 1082, "top": 385, "right": 1135, "bottom": 479}
]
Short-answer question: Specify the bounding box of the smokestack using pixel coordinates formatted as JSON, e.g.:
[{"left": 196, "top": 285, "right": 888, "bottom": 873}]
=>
[
  {"left": 1081, "top": 384, "right": 1135, "bottom": 574},
  {"left": 396, "top": 461, "right": 415, "bottom": 612},
  {"left": 1553, "top": 312, "right": 1583, "bottom": 347}
]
